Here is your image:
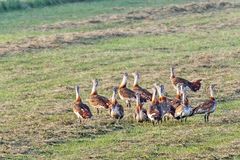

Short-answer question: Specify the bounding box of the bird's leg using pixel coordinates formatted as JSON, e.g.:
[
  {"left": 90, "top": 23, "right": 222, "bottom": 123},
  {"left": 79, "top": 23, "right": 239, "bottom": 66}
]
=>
[
  {"left": 128, "top": 101, "right": 131, "bottom": 108},
  {"left": 117, "top": 117, "right": 120, "bottom": 124},
  {"left": 207, "top": 113, "right": 210, "bottom": 122},
  {"left": 97, "top": 108, "right": 99, "bottom": 115},
  {"left": 167, "top": 116, "right": 170, "bottom": 121},
  {"left": 126, "top": 101, "right": 129, "bottom": 108},
  {"left": 204, "top": 114, "right": 207, "bottom": 123},
  {"left": 185, "top": 117, "right": 187, "bottom": 122},
  {"left": 79, "top": 118, "right": 82, "bottom": 125},
  {"left": 152, "top": 121, "right": 155, "bottom": 126}
]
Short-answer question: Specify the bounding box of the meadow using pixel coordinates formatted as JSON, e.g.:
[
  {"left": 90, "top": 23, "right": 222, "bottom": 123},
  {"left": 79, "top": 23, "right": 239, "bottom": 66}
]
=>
[{"left": 0, "top": 0, "right": 240, "bottom": 159}]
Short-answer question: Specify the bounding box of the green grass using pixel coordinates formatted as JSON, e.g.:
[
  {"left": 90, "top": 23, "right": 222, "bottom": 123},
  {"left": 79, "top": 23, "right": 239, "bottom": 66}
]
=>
[
  {"left": 1, "top": 0, "right": 240, "bottom": 159},
  {"left": 0, "top": 0, "right": 196, "bottom": 43},
  {"left": 0, "top": 0, "right": 94, "bottom": 12}
]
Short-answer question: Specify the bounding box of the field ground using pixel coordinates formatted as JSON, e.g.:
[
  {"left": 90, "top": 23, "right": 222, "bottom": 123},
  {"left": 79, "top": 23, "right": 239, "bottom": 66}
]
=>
[{"left": 0, "top": 0, "right": 240, "bottom": 159}]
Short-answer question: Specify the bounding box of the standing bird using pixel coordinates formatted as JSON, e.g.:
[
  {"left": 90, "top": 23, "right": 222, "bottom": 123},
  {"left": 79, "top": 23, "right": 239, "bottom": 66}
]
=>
[
  {"left": 132, "top": 72, "right": 152, "bottom": 102},
  {"left": 154, "top": 84, "right": 174, "bottom": 121},
  {"left": 170, "top": 83, "right": 182, "bottom": 109},
  {"left": 88, "top": 79, "right": 111, "bottom": 114},
  {"left": 192, "top": 84, "right": 217, "bottom": 122},
  {"left": 73, "top": 85, "right": 93, "bottom": 123},
  {"left": 170, "top": 67, "right": 202, "bottom": 92},
  {"left": 109, "top": 87, "right": 124, "bottom": 122},
  {"left": 174, "top": 85, "right": 193, "bottom": 122},
  {"left": 147, "top": 87, "right": 163, "bottom": 125},
  {"left": 118, "top": 73, "right": 144, "bottom": 108},
  {"left": 134, "top": 93, "right": 148, "bottom": 123}
]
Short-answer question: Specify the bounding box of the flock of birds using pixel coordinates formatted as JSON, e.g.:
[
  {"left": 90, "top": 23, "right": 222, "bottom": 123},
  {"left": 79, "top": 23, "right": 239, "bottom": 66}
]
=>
[{"left": 73, "top": 67, "right": 217, "bottom": 125}]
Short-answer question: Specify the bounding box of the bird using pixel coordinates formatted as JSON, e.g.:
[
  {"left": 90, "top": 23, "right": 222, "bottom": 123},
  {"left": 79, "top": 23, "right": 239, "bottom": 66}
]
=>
[
  {"left": 109, "top": 87, "right": 124, "bottom": 122},
  {"left": 88, "top": 79, "right": 111, "bottom": 114},
  {"left": 118, "top": 72, "right": 145, "bottom": 108},
  {"left": 170, "top": 83, "right": 182, "bottom": 109},
  {"left": 147, "top": 87, "right": 163, "bottom": 125},
  {"left": 73, "top": 85, "right": 93, "bottom": 123},
  {"left": 154, "top": 84, "right": 174, "bottom": 121},
  {"left": 132, "top": 72, "right": 152, "bottom": 102},
  {"left": 134, "top": 93, "right": 148, "bottom": 123},
  {"left": 170, "top": 67, "right": 202, "bottom": 92},
  {"left": 174, "top": 85, "right": 193, "bottom": 122},
  {"left": 192, "top": 84, "right": 217, "bottom": 122}
]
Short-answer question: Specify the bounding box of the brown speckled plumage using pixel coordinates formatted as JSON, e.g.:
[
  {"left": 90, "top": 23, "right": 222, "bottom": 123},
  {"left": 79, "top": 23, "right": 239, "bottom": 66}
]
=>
[
  {"left": 155, "top": 84, "right": 175, "bottom": 120},
  {"left": 135, "top": 93, "right": 148, "bottom": 122},
  {"left": 88, "top": 79, "right": 111, "bottom": 114},
  {"left": 73, "top": 85, "right": 93, "bottom": 123},
  {"left": 147, "top": 87, "right": 162, "bottom": 125},
  {"left": 192, "top": 85, "right": 217, "bottom": 122},
  {"left": 170, "top": 67, "right": 202, "bottom": 92},
  {"left": 109, "top": 87, "right": 124, "bottom": 121},
  {"left": 118, "top": 73, "right": 145, "bottom": 107},
  {"left": 132, "top": 72, "right": 152, "bottom": 102}
]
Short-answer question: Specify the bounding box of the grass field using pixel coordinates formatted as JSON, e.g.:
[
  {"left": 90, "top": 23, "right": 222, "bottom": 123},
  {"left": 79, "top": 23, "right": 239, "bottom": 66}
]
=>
[{"left": 0, "top": 0, "right": 240, "bottom": 159}]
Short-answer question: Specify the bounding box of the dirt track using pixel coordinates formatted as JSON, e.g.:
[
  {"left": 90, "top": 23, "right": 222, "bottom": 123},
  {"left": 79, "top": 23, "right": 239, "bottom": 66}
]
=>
[{"left": 0, "top": 1, "right": 239, "bottom": 56}]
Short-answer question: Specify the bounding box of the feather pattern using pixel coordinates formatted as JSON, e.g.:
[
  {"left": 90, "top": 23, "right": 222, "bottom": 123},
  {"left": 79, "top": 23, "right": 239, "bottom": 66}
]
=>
[
  {"left": 118, "top": 87, "right": 136, "bottom": 101},
  {"left": 73, "top": 85, "right": 93, "bottom": 122},
  {"left": 147, "top": 87, "right": 162, "bottom": 124},
  {"left": 174, "top": 86, "right": 193, "bottom": 120},
  {"left": 193, "top": 98, "right": 216, "bottom": 114},
  {"left": 89, "top": 79, "right": 111, "bottom": 110},
  {"left": 154, "top": 84, "right": 175, "bottom": 118},
  {"left": 192, "top": 84, "right": 217, "bottom": 122},
  {"left": 118, "top": 73, "right": 145, "bottom": 107},
  {"left": 135, "top": 93, "right": 148, "bottom": 122},
  {"left": 109, "top": 87, "right": 124, "bottom": 120},
  {"left": 89, "top": 94, "right": 111, "bottom": 109},
  {"left": 132, "top": 72, "right": 152, "bottom": 101},
  {"left": 73, "top": 102, "right": 93, "bottom": 119},
  {"left": 170, "top": 67, "right": 202, "bottom": 92},
  {"left": 133, "top": 85, "right": 152, "bottom": 101}
]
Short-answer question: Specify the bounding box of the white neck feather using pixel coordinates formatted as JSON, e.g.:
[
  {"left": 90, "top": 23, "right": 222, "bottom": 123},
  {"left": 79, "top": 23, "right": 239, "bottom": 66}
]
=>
[
  {"left": 91, "top": 83, "right": 97, "bottom": 94},
  {"left": 120, "top": 75, "right": 127, "bottom": 86},
  {"left": 176, "top": 85, "right": 180, "bottom": 95},
  {"left": 182, "top": 91, "right": 185, "bottom": 104},
  {"left": 210, "top": 85, "right": 214, "bottom": 97},
  {"left": 112, "top": 91, "right": 117, "bottom": 102},
  {"left": 133, "top": 75, "right": 139, "bottom": 86},
  {"left": 170, "top": 67, "right": 175, "bottom": 78},
  {"left": 136, "top": 94, "right": 140, "bottom": 106},
  {"left": 152, "top": 88, "right": 156, "bottom": 102},
  {"left": 157, "top": 86, "right": 162, "bottom": 97},
  {"left": 76, "top": 86, "right": 80, "bottom": 100},
  {"left": 160, "top": 85, "right": 164, "bottom": 97}
]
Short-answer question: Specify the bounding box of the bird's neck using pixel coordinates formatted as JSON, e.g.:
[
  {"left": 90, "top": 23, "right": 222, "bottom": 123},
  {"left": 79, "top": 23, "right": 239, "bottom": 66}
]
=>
[
  {"left": 176, "top": 94, "right": 181, "bottom": 100},
  {"left": 159, "top": 96, "right": 166, "bottom": 101},
  {"left": 76, "top": 96, "right": 82, "bottom": 103},
  {"left": 152, "top": 91, "right": 157, "bottom": 104},
  {"left": 91, "top": 85, "right": 97, "bottom": 95},
  {"left": 111, "top": 92, "right": 117, "bottom": 104},
  {"left": 120, "top": 76, "right": 127, "bottom": 88},
  {"left": 210, "top": 96, "right": 215, "bottom": 101},
  {"left": 133, "top": 76, "right": 139, "bottom": 87},
  {"left": 170, "top": 68, "right": 175, "bottom": 78}
]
